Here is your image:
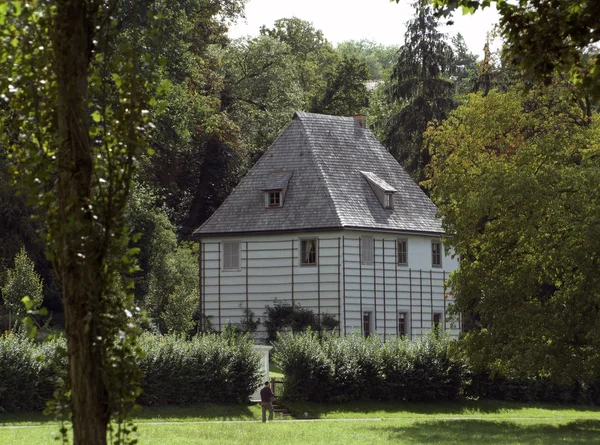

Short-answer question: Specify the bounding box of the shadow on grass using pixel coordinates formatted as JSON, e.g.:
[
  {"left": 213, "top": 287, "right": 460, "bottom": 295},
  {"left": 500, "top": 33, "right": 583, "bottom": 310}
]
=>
[
  {"left": 282, "top": 399, "right": 600, "bottom": 419},
  {"left": 0, "top": 403, "right": 259, "bottom": 425},
  {"left": 375, "top": 419, "right": 600, "bottom": 444}
]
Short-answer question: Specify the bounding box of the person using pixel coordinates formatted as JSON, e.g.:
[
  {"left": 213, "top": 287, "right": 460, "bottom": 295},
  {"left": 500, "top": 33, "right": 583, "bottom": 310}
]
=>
[{"left": 260, "top": 381, "right": 275, "bottom": 422}]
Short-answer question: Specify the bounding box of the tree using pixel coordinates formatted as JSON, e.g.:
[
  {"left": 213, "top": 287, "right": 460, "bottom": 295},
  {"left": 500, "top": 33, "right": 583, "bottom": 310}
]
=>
[
  {"left": 425, "top": 85, "right": 600, "bottom": 382},
  {"left": 335, "top": 39, "right": 399, "bottom": 81},
  {"left": 393, "top": 0, "right": 600, "bottom": 98},
  {"left": 310, "top": 55, "right": 370, "bottom": 116},
  {"left": 1, "top": 247, "right": 44, "bottom": 330},
  {"left": 0, "top": 1, "right": 159, "bottom": 443},
  {"left": 452, "top": 33, "right": 479, "bottom": 95},
  {"left": 224, "top": 35, "right": 304, "bottom": 159},
  {"left": 385, "top": 0, "right": 456, "bottom": 182}
]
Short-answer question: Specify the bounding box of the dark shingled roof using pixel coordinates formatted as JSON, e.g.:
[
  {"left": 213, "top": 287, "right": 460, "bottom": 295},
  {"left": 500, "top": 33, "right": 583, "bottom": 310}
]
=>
[{"left": 194, "top": 112, "right": 443, "bottom": 237}]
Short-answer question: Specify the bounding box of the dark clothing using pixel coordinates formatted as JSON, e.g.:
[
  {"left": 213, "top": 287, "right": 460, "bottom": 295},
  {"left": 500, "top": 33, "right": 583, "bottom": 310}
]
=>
[
  {"left": 260, "top": 386, "right": 275, "bottom": 403},
  {"left": 260, "top": 385, "right": 275, "bottom": 422}
]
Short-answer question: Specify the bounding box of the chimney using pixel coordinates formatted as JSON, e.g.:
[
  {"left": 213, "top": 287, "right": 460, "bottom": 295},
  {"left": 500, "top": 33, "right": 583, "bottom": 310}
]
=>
[{"left": 353, "top": 114, "right": 367, "bottom": 129}]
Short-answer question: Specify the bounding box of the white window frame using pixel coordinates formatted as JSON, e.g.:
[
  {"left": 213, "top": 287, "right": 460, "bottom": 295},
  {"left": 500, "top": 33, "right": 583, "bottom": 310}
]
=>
[
  {"left": 265, "top": 190, "right": 282, "bottom": 208},
  {"left": 300, "top": 238, "right": 318, "bottom": 266},
  {"left": 222, "top": 241, "right": 241, "bottom": 270},
  {"left": 397, "top": 239, "right": 408, "bottom": 266},
  {"left": 361, "top": 236, "right": 374, "bottom": 265},
  {"left": 432, "top": 240, "right": 442, "bottom": 268}
]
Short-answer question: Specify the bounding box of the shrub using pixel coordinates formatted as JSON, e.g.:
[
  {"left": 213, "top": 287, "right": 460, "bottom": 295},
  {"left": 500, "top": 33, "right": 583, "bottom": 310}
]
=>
[
  {"left": 138, "top": 330, "right": 263, "bottom": 405},
  {"left": 0, "top": 333, "right": 66, "bottom": 412},
  {"left": 274, "top": 331, "right": 464, "bottom": 403}
]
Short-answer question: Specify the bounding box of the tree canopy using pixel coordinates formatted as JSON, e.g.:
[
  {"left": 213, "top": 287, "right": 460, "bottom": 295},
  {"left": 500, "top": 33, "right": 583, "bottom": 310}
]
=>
[
  {"left": 393, "top": 0, "right": 600, "bottom": 98},
  {"left": 425, "top": 85, "right": 600, "bottom": 382}
]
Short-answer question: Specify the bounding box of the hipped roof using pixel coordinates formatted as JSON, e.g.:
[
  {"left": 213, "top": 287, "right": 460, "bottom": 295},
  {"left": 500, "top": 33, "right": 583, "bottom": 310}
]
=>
[{"left": 194, "top": 112, "right": 443, "bottom": 237}]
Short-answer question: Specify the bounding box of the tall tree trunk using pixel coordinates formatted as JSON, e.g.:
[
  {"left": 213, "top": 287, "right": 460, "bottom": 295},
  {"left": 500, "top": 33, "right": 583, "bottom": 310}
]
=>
[{"left": 51, "top": 2, "right": 109, "bottom": 444}]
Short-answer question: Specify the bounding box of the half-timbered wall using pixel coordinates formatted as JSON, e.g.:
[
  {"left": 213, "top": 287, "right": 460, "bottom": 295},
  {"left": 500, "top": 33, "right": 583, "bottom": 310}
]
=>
[{"left": 199, "top": 231, "right": 459, "bottom": 340}]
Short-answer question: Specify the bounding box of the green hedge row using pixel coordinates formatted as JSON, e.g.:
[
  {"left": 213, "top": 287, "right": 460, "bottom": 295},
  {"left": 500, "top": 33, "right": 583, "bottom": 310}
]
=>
[
  {"left": 0, "top": 332, "right": 262, "bottom": 412},
  {"left": 0, "top": 334, "right": 66, "bottom": 412},
  {"left": 274, "top": 331, "right": 465, "bottom": 402},
  {"left": 138, "top": 332, "right": 263, "bottom": 405}
]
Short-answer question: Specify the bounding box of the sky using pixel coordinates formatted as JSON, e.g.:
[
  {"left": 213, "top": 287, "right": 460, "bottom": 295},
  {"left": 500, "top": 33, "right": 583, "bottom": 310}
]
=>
[{"left": 228, "top": 0, "right": 500, "bottom": 58}]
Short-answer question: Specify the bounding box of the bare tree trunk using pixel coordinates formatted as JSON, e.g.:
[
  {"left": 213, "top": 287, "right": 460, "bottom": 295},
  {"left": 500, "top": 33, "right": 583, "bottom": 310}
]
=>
[{"left": 51, "top": 2, "right": 109, "bottom": 444}]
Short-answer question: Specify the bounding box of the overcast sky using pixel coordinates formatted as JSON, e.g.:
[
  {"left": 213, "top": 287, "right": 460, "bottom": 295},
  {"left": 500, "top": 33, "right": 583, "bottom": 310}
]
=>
[{"left": 229, "top": 0, "right": 500, "bottom": 58}]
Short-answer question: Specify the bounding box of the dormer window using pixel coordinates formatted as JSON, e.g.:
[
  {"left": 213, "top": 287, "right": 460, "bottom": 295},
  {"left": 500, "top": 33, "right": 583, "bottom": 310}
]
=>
[
  {"left": 262, "top": 171, "right": 293, "bottom": 209},
  {"left": 360, "top": 171, "right": 397, "bottom": 210},
  {"left": 267, "top": 191, "right": 281, "bottom": 207},
  {"left": 384, "top": 192, "right": 393, "bottom": 209}
]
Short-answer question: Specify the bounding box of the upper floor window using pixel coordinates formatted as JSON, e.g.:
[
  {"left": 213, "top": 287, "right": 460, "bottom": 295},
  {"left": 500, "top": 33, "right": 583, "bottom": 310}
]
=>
[
  {"left": 397, "top": 239, "right": 408, "bottom": 266},
  {"left": 266, "top": 191, "right": 282, "bottom": 208},
  {"left": 432, "top": 241, "right": 442, "bottom": 267},
  {"left": 384, "top": 192, "right": 393, "bottom": 209},
  {"left": 300, "top": 238, "right": 317, "bottom": 266},
  {"left": 223, "top": 241, "right": 240, "bottom": 270},
  {"left": 361, "top": 236, "right": 374, "bottom": 264}
]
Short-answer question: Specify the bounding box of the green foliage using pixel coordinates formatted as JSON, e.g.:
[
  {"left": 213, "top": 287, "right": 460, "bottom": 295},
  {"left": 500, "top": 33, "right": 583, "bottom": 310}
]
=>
[
  {"left": 274, "top": 331, "right": 464, "bottom": 403},
  {"left": 0, "top": 333, "right": 66, "bottom": 412},
  {"left": 398, "top": 0, "right": 600, "bottom": 99},
  {"left": 263, "top": 301, "right": 339, "bottom": 342},
  {"left": 335, "top": 39, "right": 398, "bottom": 81},
  {"left": 1, "top": 247, "right": 43, "bottom": 330},
  {"left": 138, "top": 332, "right": 262, "bottom": 405},
  {"left": 425, "top": 85, "right": 600, "bottom": 382},
  {"left": 386, "top": 0, "right": 456, "bottom": 182}
]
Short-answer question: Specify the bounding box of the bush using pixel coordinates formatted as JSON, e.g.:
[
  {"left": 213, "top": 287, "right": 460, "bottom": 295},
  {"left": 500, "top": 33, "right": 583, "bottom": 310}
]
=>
[
  {"left": 138, "top": 330, "right": 263, "bottom": 405},
  {"left": 0, "top": 333, "right": 66, "bottom": 412},
  {"left": 274, "top": 331, "right": 464, "bottom": 403},
  {"left": 263, "top": 301, "right": 339, "bottom": 342}
]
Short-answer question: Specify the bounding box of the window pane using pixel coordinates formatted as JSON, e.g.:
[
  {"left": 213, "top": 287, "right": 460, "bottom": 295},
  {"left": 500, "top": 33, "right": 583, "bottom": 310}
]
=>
[
  {"left": 432, "top": 242, "right": 442, "bottom": 267},
  {"left": 397, "top": 240, "right": 407, "bottom": 265},
  {"left": 223, "top": 242, "right": 240, "bottom": 269},
  {"left": 301, "top": 239, "right": 317, "bottom": 265},
  {"left": 363, "top": 312, "right": 371, "bottom": 337},
  {"left": 399, "top": 312, "right": 407, "bottom": 336}
]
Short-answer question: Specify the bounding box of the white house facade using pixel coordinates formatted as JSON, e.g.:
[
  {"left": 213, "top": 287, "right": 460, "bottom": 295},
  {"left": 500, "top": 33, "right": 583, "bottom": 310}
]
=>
[{"left": 194, "top": 112, "right": 459, "bottom": 340}]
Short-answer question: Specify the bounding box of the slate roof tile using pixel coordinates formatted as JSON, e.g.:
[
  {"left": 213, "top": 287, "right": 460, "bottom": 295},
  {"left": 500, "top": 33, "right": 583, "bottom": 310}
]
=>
[{"left": 194, "top": 112, "right": 443, "bottom": 236}]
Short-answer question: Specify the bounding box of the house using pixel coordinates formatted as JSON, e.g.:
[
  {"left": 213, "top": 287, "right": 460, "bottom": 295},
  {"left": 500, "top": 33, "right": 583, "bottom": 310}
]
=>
[{"left": 193, "top": 112, "right": 460, "bottom": 340}]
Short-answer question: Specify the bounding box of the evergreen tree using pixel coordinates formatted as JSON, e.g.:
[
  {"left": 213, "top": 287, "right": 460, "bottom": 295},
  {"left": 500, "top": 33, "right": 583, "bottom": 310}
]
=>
[
  {"left": 385, "top": 0, "right": 456, "bottom": 182},
  {"left": 1, "top": 247, "right": 44, "bottom": 331}
]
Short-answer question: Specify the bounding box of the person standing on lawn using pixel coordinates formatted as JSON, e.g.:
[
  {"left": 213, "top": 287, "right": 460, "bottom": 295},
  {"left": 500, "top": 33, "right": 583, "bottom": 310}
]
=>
[{"left": 260, "top": 381, "right": 275, "bottom": 422}]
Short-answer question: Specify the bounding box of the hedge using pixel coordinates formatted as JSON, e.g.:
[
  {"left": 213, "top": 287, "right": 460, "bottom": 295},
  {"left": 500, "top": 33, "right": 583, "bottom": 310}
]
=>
[
  {"left": 274, "top": 331, "right": 465, "bottom": 402},
  {"left": 0, "top": 331, "right": 262, "bottom": 412}
]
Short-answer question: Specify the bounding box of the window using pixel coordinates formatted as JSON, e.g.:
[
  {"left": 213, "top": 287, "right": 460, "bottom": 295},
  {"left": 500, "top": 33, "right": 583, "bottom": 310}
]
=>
[
  {"left": 223, "top": 241, "right": 240, "bottom": 270},
  {"left": 361, "top": 236, "right": 374, "bottom": 264},
  {"left": 432, "top": 241, "right": 442, "bottom": 267},
  {"left": 363, "top": 312, "right": 372, "bottom": 338},
  {"left": 266, "top": 191, "right": 281, "bottom": 207},
  {"left": 300, "top": 239, "right": 317, "bottom": 265},
  {"left": 433, "top": 312, "right": 442, "bottom": 331},
  {"left": 397, "top": 239, "right": 408, "bottom": 266},
  {"left": 384, "top": 192, "right": 393, "bottom": 209},
  {"left": 398, "top": 312, "right": 408, "bottom": 337}
]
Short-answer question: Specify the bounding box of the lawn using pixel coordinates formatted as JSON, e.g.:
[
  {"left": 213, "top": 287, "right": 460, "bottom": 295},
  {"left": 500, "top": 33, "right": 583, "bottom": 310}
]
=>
[{"left": 1, "top": 401, "right": 600, "bottom": 445}]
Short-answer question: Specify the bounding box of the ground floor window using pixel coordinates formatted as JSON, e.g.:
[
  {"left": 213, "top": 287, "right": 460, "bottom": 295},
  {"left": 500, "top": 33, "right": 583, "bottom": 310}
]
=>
[
  {"left": 433, "top": 312, "right": 442, "bottom": 332},
  {"left": 398, "top": 312, "right": 408, "bottom": 337},
  {"left": 363, "top": 312, "right": 372, "bottom": 337}
]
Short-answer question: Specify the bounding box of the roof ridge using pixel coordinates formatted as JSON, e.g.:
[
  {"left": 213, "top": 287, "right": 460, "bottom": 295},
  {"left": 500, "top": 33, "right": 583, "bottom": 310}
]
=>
[{"left": 297, "top": 118, "right": 344, "bottom": 228}]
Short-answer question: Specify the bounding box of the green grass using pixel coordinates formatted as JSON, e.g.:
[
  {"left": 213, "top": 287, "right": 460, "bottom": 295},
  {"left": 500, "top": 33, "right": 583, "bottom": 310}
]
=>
[{"left": 2, "top": 401, "right": 600, "bottom": 444}]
